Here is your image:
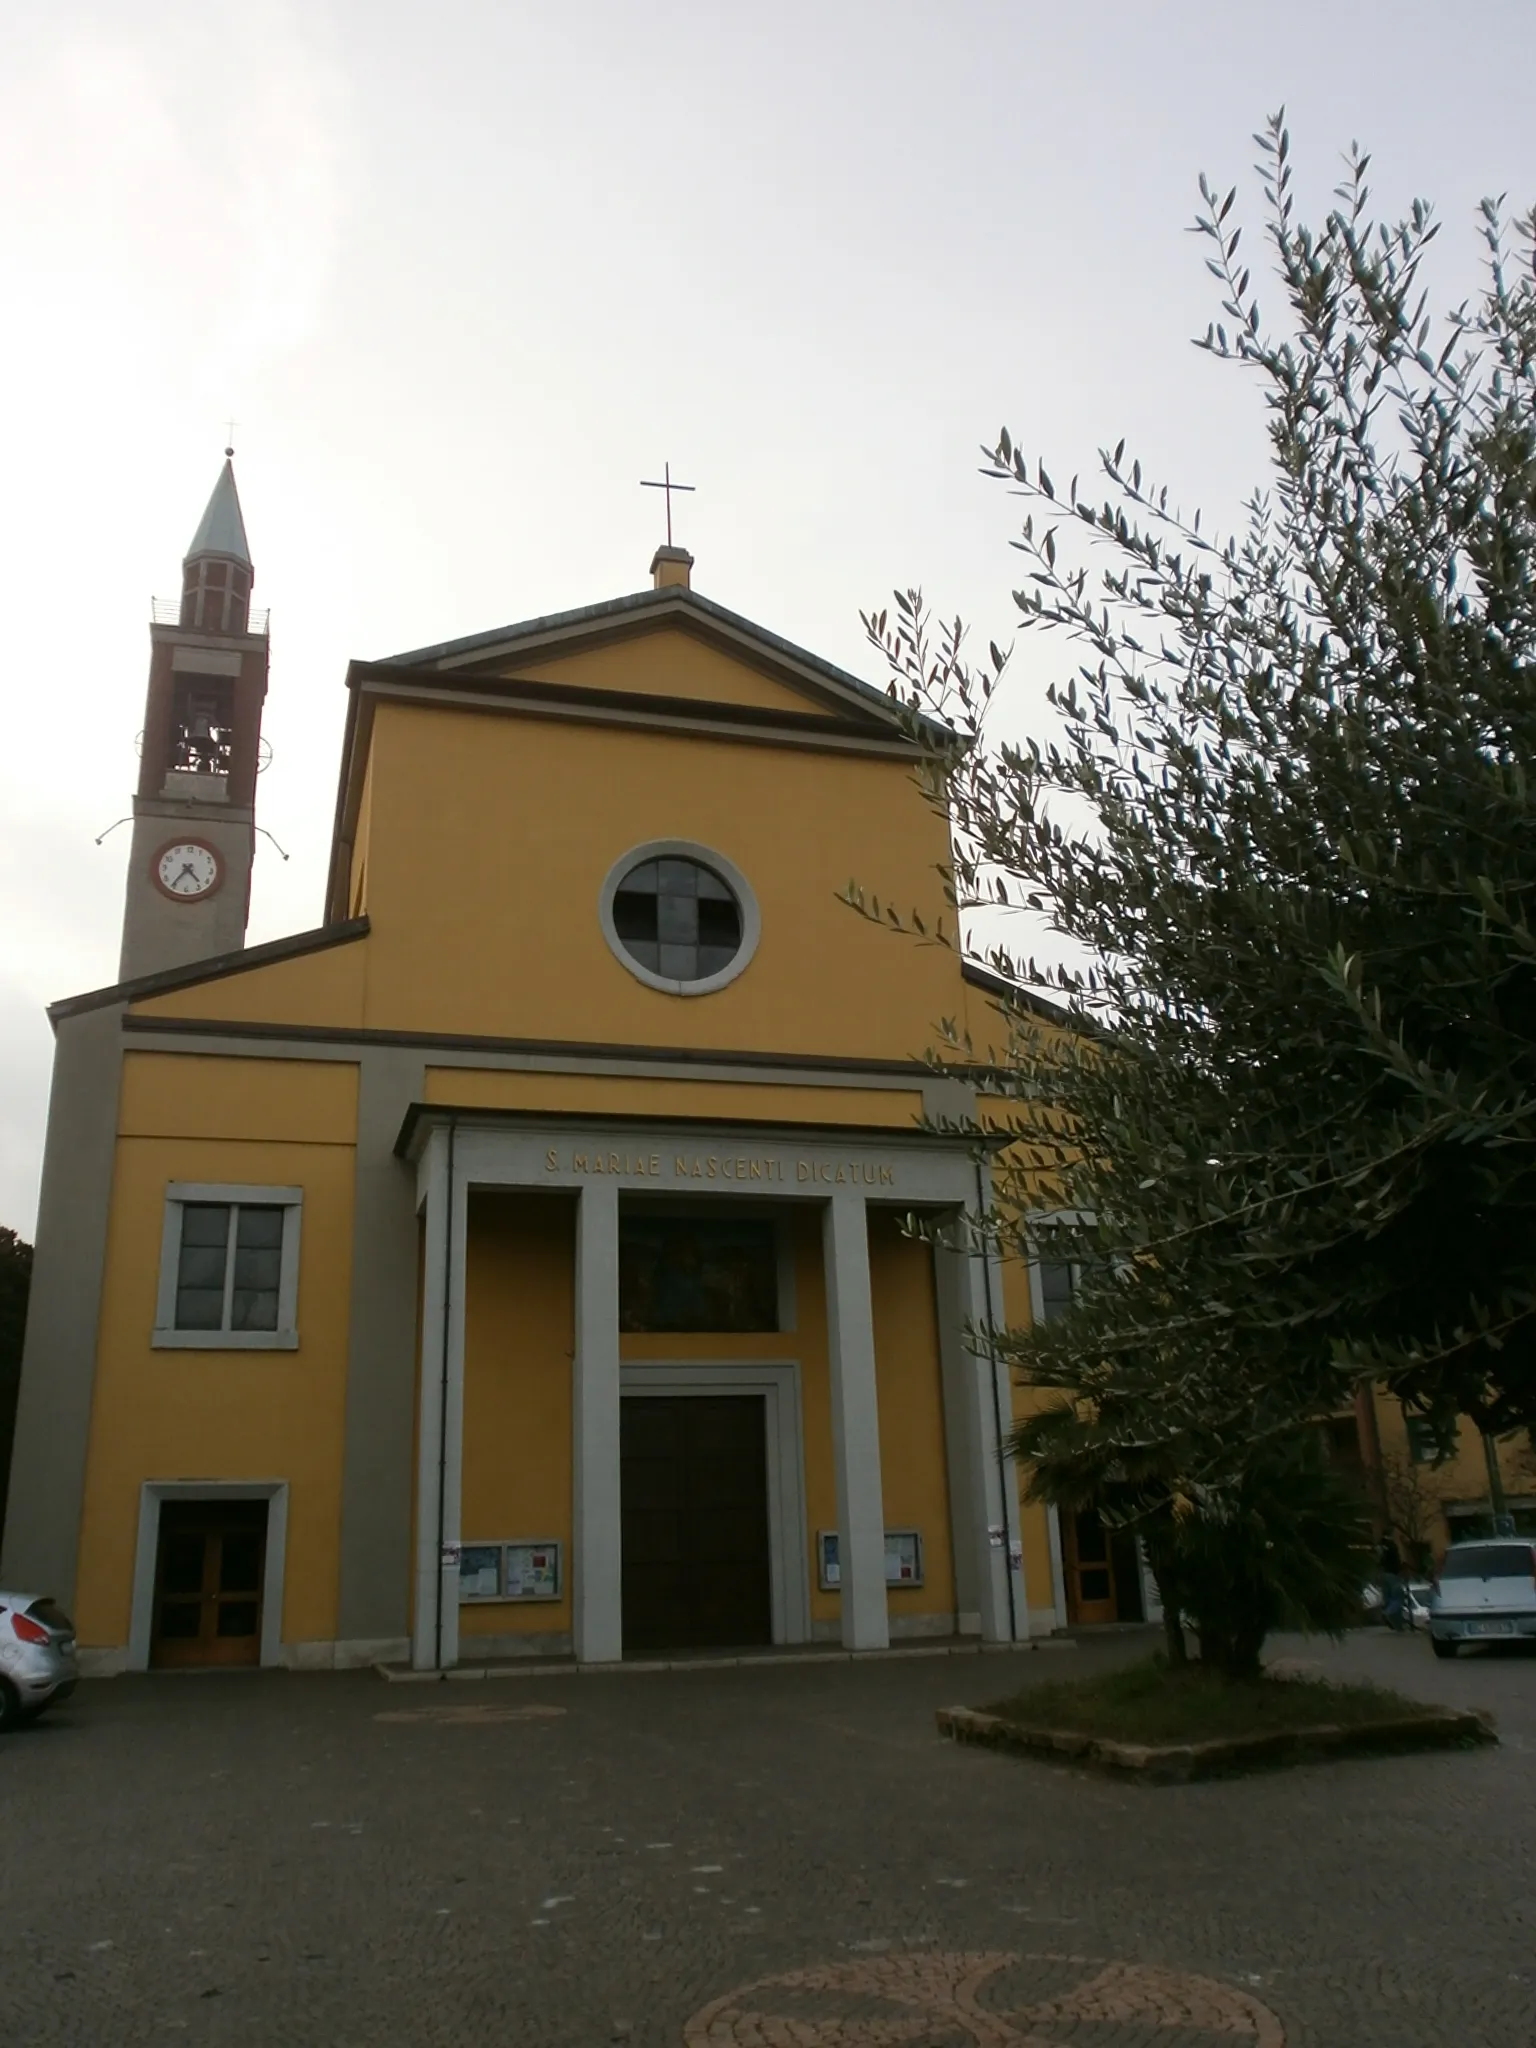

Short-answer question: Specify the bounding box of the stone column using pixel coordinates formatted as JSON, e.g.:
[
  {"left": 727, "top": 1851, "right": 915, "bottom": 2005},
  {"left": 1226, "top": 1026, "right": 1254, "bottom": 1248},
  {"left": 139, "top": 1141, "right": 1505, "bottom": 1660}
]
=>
[
  {"left": 411, "top": 1128, "right": 468, "bottom": 1671},
  {"left": 573, "top": 1179, "right": 623, "bottom": 1663},
  {"left": 823, "top": 1191, "right": 889, "bottom": 1651},
  {"left": 934, "top": 1201, "right": 1029, "bottom": 1644},
  {"left": 337, "top": 1047, "right": 426, "bottom": 1659}
]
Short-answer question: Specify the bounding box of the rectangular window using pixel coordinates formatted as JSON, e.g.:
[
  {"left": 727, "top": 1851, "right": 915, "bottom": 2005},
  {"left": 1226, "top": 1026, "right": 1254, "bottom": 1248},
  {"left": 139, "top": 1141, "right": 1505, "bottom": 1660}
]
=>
[
  {"left": 1038, "top": 1259, "right": 1077, "bottom": 1323},
  {"left": 154, "top": 1184, "right": 302, "bottom": 1350},
  {"left": 1403, "top": 1408, "right": 1457, "bottom": 1465},
  {"left": 619, "top": 1216, "right": 779, "bottom": 1333}
]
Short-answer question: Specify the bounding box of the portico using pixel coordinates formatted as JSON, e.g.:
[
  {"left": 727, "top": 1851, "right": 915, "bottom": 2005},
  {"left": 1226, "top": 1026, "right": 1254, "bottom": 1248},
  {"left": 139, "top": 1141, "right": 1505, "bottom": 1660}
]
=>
[{"left": 404, "top": 1112, "right": 1028, "bottom": 1671}]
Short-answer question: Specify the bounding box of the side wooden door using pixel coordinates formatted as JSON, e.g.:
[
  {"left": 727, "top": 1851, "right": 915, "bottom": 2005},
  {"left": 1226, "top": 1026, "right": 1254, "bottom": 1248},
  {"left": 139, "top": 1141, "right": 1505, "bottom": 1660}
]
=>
[
  {"left": 151, "top": 1501, "right": 267, "bottom": 1668},
  {"left": 1062, "top": 1507, "right": 1119, "bottom": 1625}
]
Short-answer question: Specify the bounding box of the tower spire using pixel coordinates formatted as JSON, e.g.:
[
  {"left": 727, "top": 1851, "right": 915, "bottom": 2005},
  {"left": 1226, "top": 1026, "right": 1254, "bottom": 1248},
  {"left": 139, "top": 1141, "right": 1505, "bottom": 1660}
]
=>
[
  {"left": 179, "top": 452, "right": 254, "bottom": 634},
  {"left": 185, "top": 452, "right": 252, "bottom": 569}
]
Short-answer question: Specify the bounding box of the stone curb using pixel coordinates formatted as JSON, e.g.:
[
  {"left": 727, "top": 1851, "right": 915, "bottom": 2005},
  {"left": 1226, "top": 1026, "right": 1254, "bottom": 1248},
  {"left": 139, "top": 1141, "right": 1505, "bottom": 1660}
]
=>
[
  {"left": 372, "top": 1637, "right": 1080, "bottom": 1683},
  {"left": 935, "top": 1701, "right": 1498, "bottom": 1781}
]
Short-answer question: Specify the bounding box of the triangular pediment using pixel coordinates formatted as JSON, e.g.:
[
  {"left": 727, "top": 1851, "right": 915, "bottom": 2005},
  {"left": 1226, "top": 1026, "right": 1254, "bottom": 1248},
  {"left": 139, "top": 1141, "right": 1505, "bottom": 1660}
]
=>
[
  {"left": 373, "top": 586, "right": 917, "bottom": 733},
  {"left": 327, "top": 585, "right": 945, "bottom": 920}
]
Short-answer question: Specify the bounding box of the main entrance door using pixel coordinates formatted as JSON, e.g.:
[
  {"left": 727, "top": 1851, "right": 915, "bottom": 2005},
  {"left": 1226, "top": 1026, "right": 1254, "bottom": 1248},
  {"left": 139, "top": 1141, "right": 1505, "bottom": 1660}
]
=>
[
  {"left": 620, "top": 1395, "right": 772, "bottom": 1654},
  {"left": 150, "top": 1500, "right": 268, "bottom": 1668}
]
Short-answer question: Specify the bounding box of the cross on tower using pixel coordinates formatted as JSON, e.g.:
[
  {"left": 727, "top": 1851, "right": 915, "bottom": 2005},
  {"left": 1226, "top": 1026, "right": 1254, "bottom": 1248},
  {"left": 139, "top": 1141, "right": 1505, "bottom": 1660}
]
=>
[{"left": 640, "top": 461, "right": 695, "bottom": 547}]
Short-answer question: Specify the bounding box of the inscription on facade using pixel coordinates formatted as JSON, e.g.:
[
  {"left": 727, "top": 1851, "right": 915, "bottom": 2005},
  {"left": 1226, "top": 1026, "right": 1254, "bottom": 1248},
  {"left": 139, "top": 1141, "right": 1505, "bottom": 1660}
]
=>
[{"left": 544, "top": 1147, "right": 896, "bottom": 1187}]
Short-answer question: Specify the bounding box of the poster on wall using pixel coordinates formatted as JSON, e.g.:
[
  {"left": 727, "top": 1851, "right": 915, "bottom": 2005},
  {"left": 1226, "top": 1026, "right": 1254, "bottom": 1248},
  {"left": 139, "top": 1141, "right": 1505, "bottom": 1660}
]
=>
[
  {"left": 817, "top": 1529, "right": 924, "bottom": 1591},
  {"left": 503, "top": 1541, "right": 561, "bottom": 1601},
  {"left": 884, "top": 1529, "right": 923, "bottom": 1585},
  {"left": 458, "top": 1544, "right": 502, "bottom": 1601}
]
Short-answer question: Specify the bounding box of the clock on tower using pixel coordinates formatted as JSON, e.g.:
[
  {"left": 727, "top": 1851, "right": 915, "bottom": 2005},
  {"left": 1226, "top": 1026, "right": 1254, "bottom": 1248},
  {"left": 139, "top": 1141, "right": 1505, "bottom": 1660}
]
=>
[{"left": 118, "top": 453, "right": 270, "bottom": 981}]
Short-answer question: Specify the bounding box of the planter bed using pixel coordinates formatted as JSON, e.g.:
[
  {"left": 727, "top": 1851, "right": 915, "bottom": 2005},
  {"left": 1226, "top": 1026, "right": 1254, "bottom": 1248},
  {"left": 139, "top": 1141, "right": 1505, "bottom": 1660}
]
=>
[{"left": 937, "top": 1658, "right": 1496, "bottom": 1781}]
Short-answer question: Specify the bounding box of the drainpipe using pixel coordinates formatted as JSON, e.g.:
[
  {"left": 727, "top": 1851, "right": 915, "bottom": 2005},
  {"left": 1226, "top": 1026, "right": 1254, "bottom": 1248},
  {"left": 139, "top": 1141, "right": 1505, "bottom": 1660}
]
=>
[
  {"left": 433, "top": 1116, "right": 458, "bottom": 1673},
  {"left": 1482, "top": 1429, "right": 1514, "bottom": 1538},
  {"left": 1354, "top": 1381, "right": 1389, "bottom": 1534},
  {"left": 975, "top": 1160, "right": 1020, "bottom": 1642}
]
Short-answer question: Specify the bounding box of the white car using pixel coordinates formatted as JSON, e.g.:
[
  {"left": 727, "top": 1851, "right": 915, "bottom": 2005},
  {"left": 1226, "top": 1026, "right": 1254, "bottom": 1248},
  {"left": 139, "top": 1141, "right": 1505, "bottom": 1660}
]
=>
[
  {"left": 1428, "top": 1540, "right": 1536, "bottom": 1658},
  {"left": 0, "top": 1591, "right": 79, "bottom": 1728}
]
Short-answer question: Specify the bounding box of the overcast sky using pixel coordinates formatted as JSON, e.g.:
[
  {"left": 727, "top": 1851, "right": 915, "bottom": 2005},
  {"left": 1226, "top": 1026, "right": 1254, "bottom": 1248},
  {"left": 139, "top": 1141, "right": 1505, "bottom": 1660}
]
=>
[{"left": 1, "top": 0, "right": 1532, "bottom": 1232}]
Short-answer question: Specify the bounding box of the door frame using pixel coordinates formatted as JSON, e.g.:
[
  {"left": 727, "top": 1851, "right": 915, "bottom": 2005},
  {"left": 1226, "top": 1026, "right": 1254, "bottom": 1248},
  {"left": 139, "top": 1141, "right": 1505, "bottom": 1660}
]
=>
[
  {"left": 1061, "top": 1503, "right": 1119, "bottom": 1625},
  {"left": 619, "top": 1362, "right": 810, "bottom": 1646},
  {"left": 129, "top": 1480, "right": 289, "bottom": 1671},
  {"left": 1046, "top": 1504, "right": 1070, "bottom": 1630}
]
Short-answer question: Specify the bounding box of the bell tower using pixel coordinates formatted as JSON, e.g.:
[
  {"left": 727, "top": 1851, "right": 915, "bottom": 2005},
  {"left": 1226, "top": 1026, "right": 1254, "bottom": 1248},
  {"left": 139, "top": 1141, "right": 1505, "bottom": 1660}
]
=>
[{"left": 119, "top": 452, "right": 270, "bottom": 981}]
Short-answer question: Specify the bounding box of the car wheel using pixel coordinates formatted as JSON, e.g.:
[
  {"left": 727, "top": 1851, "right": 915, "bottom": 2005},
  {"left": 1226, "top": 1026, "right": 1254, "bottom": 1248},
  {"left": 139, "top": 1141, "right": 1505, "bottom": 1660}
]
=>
[
  {"left": 1431, "top": 1637, "right": 1458, "bottom": 1660},
  {"left": 0, "top": 1679, "right": 25, "bottom": 1731}
]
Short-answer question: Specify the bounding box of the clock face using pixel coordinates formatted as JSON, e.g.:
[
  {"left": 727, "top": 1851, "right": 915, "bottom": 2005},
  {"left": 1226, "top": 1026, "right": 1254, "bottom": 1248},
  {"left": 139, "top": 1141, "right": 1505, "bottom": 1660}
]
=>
[{"left": 154, "top": 840, "right": 222, "bottom": 901}]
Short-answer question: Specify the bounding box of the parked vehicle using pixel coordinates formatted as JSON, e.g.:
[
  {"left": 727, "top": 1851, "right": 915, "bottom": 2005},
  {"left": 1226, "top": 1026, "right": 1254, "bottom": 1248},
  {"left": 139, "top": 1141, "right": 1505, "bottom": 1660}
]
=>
[
  {"left": 0, "top": 1592, "right": 78, "bottom": 1728},
  {"left": 1427, "top": 1541, "right": 1536, "bottom": 1658},
  {"left": 1404, "top": 1580, "right": 1433, "bottom": 1631},
  {"left": 1361, "top": 1577, "right": 1432, "bottom": 1629}
]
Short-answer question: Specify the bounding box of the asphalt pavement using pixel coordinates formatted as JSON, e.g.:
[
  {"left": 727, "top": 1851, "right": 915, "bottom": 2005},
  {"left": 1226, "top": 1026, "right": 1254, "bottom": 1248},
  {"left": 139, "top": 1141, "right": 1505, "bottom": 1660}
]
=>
[{"left": 2, "top": 1626, "right": 1532, "bottom": 2046}]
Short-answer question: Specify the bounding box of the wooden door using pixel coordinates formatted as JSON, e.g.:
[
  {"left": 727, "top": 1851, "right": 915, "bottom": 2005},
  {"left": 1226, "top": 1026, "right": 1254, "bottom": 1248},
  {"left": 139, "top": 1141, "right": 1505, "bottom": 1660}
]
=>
[
  {"left": 151, "top": 1501, "right": 267, "bottom": 1668},
  {"left": 620, "top": 1395, "right": 772, "bottom": 1654},
  {"left": 1063, "top": 1507, "right": 1118, "bottom": 1625}
]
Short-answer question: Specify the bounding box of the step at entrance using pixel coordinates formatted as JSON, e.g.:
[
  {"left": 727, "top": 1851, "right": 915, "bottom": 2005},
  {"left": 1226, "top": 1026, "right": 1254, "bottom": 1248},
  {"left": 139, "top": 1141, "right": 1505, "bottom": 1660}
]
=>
[{"left": 620, "top": 1394, "right": 772, "bottom": 1654}]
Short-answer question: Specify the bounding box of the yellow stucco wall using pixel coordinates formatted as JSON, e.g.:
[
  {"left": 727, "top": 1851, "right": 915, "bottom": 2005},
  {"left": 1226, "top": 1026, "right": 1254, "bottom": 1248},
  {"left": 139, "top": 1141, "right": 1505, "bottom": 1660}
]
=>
[
  {"left": 354, "top": 691, "right": 959, "bottom": 1056},
  {"left": 119, "top": 1051, "right": 360, "bottom": 1142},
  {"left": 74, "top": 1058, "right": 359, "bottom": 1650},
  {"left": 130, "top": 933, "right": 369, "bottom": 1029},
  {"left": 424, "top": 1068, "right": 925, "bottom": 1130},
  {"left": 869, "top": 1211, "right": 955, "bottom": 1618},
  {"left": 458, "top": 1193, "right": 576, "bottom": 1641},
  {"left": 504, "top": 628, "right": 843, "bottom": 717}
]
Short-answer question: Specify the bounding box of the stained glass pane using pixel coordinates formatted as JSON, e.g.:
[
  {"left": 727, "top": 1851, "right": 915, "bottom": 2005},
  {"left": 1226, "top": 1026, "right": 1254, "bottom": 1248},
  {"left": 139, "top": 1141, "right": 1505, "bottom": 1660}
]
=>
[
  {"left": 231, "top": 1285, "right": 280, "bottom": 1331},
  {"left": 656, "top": 892, "right": 698, "bottom": 945},
  {"left": 620, "top": 1217, "right": 779, "bottom": 1332},
  {"left": 237, "top": 1206, "right": 284, "bottom": 1251},
  {"left": 176, "top": 1204, "right": 230, "bottom": 1329},
  {"left": 181, "top": 1204, "right": 231, "bottom": 1246},
  {"left": 1039, "top": 1259, "right": 1076, "bottom": 1322},
  {"left": 698, "top": 896, "right": 741, "bottom": 948},
  {"left": 613, "top": 890, "right": 659, "bottom": 944},
  {"left": 613, "top": 856, "right": 745, "bottom": 983}
]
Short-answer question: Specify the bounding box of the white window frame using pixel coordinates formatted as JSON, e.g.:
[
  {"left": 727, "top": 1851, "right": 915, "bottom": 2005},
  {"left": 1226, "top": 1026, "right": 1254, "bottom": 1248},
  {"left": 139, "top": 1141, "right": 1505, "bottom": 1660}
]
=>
[
  {"left": 598, "top": 839, "right": 761, "bottom": 997},
  {"left": 153, "top": 1182, "right": 303, "bottom": 1350},
  {"left": 1025, "top": 1206, "right": 1093, "bottom": 1328}
]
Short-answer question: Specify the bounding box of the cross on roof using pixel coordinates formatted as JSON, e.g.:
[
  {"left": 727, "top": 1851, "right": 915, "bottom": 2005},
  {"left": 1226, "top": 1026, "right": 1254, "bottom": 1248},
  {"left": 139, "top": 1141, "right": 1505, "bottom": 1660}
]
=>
[{"left": 640, "top": 461, "right": 695, "bottom": 547}]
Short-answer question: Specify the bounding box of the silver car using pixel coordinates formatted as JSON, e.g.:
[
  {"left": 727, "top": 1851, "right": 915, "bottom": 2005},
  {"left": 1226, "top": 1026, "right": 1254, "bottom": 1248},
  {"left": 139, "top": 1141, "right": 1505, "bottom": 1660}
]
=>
[
  {"left": 0, "top": 1591, "right": 79, "bottom": 1727},
  {"left": 1428, "top": 1540, "right": 1536, "bottom": 1658}
]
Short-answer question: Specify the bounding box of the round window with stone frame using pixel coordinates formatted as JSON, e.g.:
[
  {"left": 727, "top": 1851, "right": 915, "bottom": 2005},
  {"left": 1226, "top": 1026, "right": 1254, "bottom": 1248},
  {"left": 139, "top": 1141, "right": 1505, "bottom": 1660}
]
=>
[{"left": 599, "top": 842, "right": 761, "bottom": 996}]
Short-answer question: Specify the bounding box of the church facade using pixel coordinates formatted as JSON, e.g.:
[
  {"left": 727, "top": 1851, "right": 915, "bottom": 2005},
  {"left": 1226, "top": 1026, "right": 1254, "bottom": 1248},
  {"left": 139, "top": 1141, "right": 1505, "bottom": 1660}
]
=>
[{"left": 2, "top": 463, "right": 1094, "bottom": 1676}]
